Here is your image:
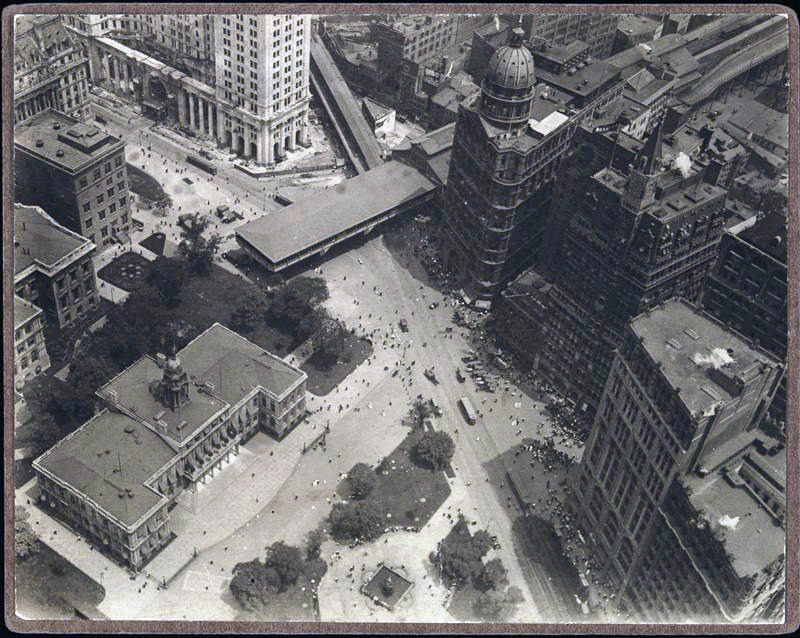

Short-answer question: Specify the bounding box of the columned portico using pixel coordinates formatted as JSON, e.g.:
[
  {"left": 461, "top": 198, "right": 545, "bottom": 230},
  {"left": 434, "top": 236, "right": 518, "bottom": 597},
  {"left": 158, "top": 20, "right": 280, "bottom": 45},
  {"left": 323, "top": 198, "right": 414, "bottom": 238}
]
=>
[
  {"left": 189, "top": 93, "right": 197, "bottom": 130},
  {"left": 101, "top": 52, "right": 111, "bottom": 85},
  {"left": 206, "top": 99, "right": 214, "bottom": 136},
  {"left": 85, "top": 36, "right": 312, "bottom": 168},
  {"left": 178, "top": 89, "right": 187, "bottom": 127},
  {"left": 112, "top": 57, "right": 121, "bottom": 91}
]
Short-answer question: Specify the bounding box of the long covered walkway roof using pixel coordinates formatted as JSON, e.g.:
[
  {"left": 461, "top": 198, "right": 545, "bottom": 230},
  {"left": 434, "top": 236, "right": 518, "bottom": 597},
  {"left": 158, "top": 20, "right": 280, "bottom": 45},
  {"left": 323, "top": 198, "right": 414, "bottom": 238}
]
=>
[{"left": 236, "top": 160, "right": 436, "bottom": 268}]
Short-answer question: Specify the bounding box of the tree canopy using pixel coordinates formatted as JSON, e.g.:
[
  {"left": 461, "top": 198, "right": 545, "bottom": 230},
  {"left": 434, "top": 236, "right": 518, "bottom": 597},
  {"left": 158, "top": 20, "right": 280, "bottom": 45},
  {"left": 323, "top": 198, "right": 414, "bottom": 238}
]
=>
[
  {"left": 431, "top": 517, "right": 501, "bottom": 590},
  {"left": 329, "top": 500, "right": 384, "bottom": 542},
  {"left": 265, "top": 541, "right": 304, "bottom": 592},
  {"left": 266, "top": 276, "right": 329, "bottom": 338},
  {"left": 310, "top": 310, "right": 349, "bottom": 369},
  {"left": 178, "top": 213, "right": 223, "bottom": 275},
  {"left": 475, "top": 557, "right": 508, "bottom": 592},
  {"left": 304, "top": 528, "right": 325, "bottom": 561},
  {"left": 412, "top": 430, "right": 455, "bottom": 470},
  {"left": 230, "top": 291, "right": 267, "bottom": 332},
  {"left": 408, "top": 394, "right": 434, "bottom": 429},
  {"left": 230, "top": 559, "right": 281, "bottom": 612},
  {"left": 473, "top": 585, "right": 524, "bottom": 621},
  {"left": 347, "top": 462, "right": 377, "bottom": 500},
  {"left": 146, "top": 256, "right": 186, "bottom": 306},
  {"left": 14, "top": 506, "right": 39, "bottom": 561}
]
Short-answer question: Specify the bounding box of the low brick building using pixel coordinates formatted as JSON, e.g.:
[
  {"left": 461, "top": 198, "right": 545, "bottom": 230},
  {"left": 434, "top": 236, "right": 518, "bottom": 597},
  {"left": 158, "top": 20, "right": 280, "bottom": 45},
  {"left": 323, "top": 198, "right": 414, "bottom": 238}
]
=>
[
  {"left": 13, "top": 295, "right": 52, "bottom": 384},
  {"left": 14, "top": 203, "right": 99, "bottom": 330}
]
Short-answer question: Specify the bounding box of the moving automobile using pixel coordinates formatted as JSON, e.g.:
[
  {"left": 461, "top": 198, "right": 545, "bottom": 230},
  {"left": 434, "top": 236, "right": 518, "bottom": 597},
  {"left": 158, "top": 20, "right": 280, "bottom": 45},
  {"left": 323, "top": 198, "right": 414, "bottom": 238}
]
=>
[{"left": 459, "top": 397, "right": 477, "bottom": 424}]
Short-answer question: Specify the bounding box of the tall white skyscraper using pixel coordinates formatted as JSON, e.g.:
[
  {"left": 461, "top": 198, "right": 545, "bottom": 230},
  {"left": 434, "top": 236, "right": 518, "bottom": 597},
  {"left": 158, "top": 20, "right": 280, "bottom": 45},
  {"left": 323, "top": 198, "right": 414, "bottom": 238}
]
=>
[
  {"left": 60, "top": 12, "right": 312, "bottom": 166},
  {"left": 214, "top": 13, "right": 312, "bottom": 164}
]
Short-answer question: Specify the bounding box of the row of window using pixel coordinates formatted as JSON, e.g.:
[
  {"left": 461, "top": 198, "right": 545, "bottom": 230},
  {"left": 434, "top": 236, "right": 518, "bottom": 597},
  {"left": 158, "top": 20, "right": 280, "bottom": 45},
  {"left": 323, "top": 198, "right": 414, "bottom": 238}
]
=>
[
  {"left": 83, "top": 192, "right": 127, "bottom": 215},
  {"left": 16, "top": 334, "right": 41, "bottom": 353},
  {"left": 78, "top": 157, "right": 124, "bottom": 189}
]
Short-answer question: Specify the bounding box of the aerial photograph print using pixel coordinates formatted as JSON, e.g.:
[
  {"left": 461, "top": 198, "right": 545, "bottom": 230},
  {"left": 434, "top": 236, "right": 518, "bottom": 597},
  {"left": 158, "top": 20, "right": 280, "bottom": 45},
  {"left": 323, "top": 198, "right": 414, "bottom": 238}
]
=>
[{"left": 6, "top": 4, "right": 796, "bottom": 633}]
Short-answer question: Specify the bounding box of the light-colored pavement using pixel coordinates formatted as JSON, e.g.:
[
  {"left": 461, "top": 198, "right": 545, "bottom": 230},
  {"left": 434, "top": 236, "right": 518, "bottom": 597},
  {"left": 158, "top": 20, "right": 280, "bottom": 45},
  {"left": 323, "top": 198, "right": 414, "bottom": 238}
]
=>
[
  {"left": 17, "top": 229, "right": 579, "bottom": 622},
  {"left": 18, "top": 129, "right": 581, "bottom": 621}
]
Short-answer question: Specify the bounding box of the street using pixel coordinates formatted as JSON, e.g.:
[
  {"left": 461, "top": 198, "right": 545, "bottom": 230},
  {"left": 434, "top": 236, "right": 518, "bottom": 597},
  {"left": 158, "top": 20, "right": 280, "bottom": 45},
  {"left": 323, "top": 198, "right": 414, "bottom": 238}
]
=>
[{"left": 18, "top": 91, "right": 584, "bottom": 624}]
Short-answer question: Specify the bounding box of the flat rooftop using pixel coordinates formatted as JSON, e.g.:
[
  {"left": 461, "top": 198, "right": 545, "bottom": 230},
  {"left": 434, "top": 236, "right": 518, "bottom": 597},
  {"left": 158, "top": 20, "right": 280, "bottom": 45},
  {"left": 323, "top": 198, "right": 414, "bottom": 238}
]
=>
[
  {"left": 630, "top": 299, "right": 777, "bottom": 418},
  {"left": 14, "top": 295, "right": 42, "bottom": 329},
  {"left": 99, "top": 323, "right": 305, "bottom": 444},
  {"left": 593, "top": 166, "right": 726, "bottom": 222},
  {"left": 617, "top": 15, "right": 660, "bottom": 37},
  {"left": 536, "top": 60, "right": 619, "bottom": 98},
  {"left": 411, "top": 122, "right": 456, "bottom": 157},
  {"left": 101, "top": 356, "right": 226, "bottom": 445},
  {"left": 737, "top": 211, "right": 787, "bottom": 263},
  {"left": 534, "top": 39, "right": 589, "bottom": 65},
  {"left": 237, "top": 160, "right": 436, "bottom": 265},
  {"left": 684, "top": 466, "right": 784, "bottom": 578},
  {"left": 362, "top": 96, "right": 393, "bottom": 122},
  {"left": 504, "top": 268, "right": 553, "bottom": 296},
  {"left": 15, "top": 109, "right": 124, "bottom": 174},
  {"left": 726, "top": 98, "right": 788, "bottom": 151},
  {"left": 179, "top": 323, "right": 306, "bottom": 403},
  {"left": 36, "top": 410, "right": 173, "bottom": 527},
  {"left": 14, "top": 204, "right": 93, "bottom": 276},
  {"left": 389, "top": 14, "right": 453, "bottom": 36}
]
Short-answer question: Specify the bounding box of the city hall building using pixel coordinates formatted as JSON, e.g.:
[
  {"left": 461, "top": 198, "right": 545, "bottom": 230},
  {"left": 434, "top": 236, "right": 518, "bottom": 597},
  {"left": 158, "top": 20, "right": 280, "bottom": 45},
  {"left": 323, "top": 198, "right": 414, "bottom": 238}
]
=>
[{"left": 33, "top": 323, "right": 307, "bottom": 570}]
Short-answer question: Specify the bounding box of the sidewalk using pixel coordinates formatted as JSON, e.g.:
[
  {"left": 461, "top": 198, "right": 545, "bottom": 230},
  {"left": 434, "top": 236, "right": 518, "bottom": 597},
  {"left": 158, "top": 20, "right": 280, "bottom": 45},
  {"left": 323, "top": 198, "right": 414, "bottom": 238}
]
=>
[{"left": 143, "top": 430, "right": 308, "bottom": 586}]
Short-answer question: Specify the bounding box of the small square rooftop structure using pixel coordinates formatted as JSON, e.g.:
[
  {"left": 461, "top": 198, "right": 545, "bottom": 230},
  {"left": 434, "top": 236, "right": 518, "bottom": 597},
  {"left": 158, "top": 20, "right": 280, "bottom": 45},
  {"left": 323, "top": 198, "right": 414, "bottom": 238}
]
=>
[{"left": 529, "top": 111, "right": 570, "bottom": 138}]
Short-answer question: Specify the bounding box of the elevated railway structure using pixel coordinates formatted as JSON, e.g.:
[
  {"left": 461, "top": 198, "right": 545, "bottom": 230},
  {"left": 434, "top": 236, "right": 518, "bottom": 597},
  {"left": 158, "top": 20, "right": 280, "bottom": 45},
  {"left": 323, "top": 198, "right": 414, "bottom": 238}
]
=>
[{"left": 309, "top": 33, "right": 384, "bottom": 175}]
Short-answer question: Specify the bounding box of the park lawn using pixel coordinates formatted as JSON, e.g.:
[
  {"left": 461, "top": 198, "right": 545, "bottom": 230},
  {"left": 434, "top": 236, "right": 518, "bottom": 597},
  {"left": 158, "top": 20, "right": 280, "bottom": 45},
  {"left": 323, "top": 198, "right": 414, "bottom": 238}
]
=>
[
  {"left": 171, "top": 263, "right": 294, "bottom": 357},
  {"left": 14, "top": 542, "right": 105, "bottom": 620},
  {"left": 126, "top": 163, "right": 167, "bottom": 202},
  {"left": 234, "top": 575, "right": 317, "bottom": 622},
  {"left": 302, "top": 335, "right": 373, "bottom": 396},
  {"left": 139, "top": 232, "right": 167, "bottom": 256},
  {"left": 370, "top": 431, "right": 451, "bottom": 531}
]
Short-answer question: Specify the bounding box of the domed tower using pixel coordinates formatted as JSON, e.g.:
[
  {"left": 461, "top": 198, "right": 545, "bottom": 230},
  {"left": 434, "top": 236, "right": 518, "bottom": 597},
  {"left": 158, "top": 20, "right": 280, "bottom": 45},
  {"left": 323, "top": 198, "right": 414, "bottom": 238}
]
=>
[
  {"left": 159, "top": 349, "right": 190, "bottom": 410},
  {"left": 479, "top": 27, "right": 536, "bottom": 130}
]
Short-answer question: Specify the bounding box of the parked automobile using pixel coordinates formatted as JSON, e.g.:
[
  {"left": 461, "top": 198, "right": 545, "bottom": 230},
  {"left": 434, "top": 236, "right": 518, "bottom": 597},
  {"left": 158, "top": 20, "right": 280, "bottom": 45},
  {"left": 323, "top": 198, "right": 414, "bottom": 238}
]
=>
[
  {"left": 399, "top": 319, "right": 409, "bottom": 332},
  {"left": 456, "top": 368, "right": 465, "bottom": 383}
]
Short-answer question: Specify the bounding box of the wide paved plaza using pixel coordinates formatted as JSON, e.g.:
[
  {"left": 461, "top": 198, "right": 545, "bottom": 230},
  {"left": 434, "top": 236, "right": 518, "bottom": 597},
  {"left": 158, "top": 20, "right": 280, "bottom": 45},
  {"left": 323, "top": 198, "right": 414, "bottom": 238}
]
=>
[{"left": 17, "top": 121, "right": 584, "bottom": 620}]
